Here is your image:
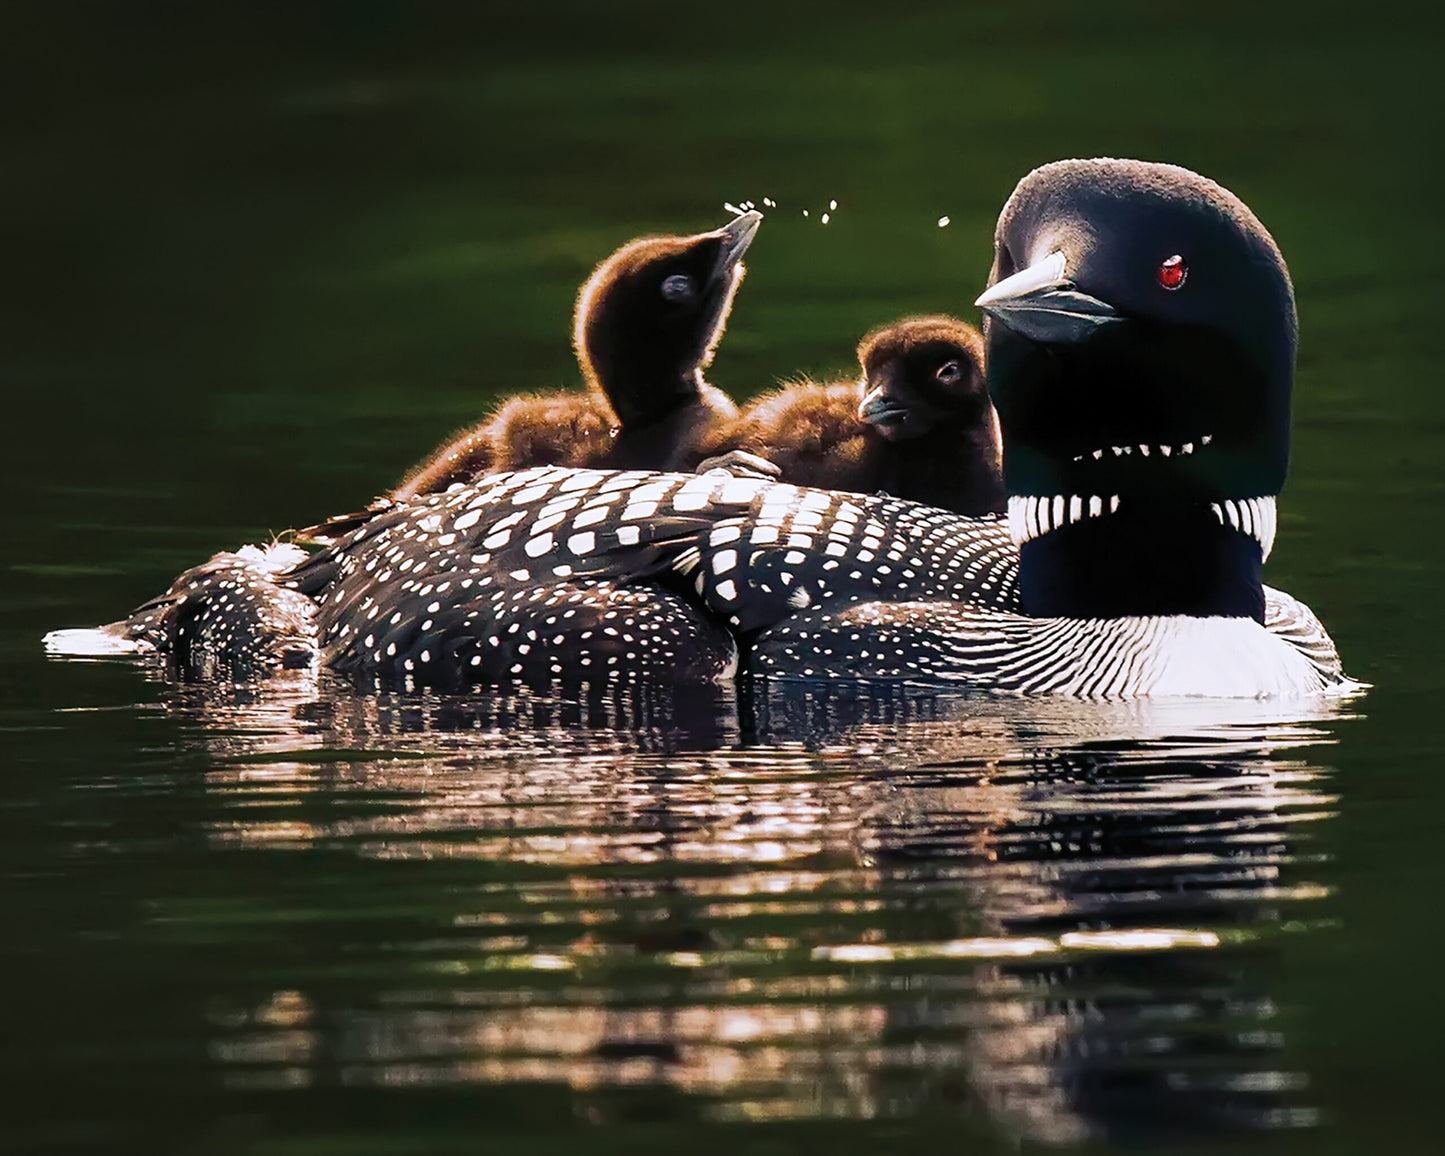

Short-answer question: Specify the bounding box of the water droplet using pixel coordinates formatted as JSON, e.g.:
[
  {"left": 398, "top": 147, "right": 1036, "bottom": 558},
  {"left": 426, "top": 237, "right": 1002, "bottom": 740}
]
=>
[
  {"left": 829, "top": 199, "right": 838, "bottom": 210},
  {"left": 821, "top": 213, "right": 830, "bottom": 224},
  {"left": 937, "top": 215, "right": 951, "bottom": 227}
]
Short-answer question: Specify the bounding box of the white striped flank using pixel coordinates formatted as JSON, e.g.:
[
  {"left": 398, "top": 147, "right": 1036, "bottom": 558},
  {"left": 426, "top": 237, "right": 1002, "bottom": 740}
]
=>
[{"left": 753, "top": 590, "right": 1354, "bottom": 699}]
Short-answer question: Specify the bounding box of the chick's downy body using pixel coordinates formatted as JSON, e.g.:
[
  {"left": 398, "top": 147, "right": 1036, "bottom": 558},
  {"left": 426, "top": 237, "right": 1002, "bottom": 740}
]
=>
[
  {"left": 698, "top": 316, "right": 1004, "bottom": 516},
  {"left": 393, "top": 212, "right": 760, "bottom": 500}
]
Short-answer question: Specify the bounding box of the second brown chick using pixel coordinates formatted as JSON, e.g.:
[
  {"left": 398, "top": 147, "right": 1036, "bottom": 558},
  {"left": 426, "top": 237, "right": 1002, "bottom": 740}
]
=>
[{"left": 695, "top": 316, "right": 1004, "bottom": 516}]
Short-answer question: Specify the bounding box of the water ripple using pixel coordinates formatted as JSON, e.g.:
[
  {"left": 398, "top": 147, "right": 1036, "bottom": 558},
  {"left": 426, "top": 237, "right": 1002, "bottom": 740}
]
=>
[{"left": 42, "top": 674, "right": 1352, "bottom": 1144}]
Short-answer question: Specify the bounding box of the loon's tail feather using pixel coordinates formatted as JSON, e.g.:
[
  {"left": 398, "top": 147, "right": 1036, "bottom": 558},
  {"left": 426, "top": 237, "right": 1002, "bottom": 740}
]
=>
[
  {"left": 293, "top": 498, "right": 398, "bottom": 547},
  {"left": 42, "top": 624, "right": 149, "bottom": 658}
]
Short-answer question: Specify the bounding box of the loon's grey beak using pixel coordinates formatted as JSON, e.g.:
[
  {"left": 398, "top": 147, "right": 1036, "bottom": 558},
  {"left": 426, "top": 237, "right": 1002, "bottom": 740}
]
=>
[
  {"left": 712, "top": 210, "right": 763, "bottom": 278},
  {"left": 974, "top": 250, "right": 1122, "bottom": 344}
]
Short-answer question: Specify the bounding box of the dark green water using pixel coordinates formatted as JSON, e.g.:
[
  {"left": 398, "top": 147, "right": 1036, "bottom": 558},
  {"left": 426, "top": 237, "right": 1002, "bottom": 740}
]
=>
[{"left": 5, "top": 3, "right": 1444, "bottom": 1153}]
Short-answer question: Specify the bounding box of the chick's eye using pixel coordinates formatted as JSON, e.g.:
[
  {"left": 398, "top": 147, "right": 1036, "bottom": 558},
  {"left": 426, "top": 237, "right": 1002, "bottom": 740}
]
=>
[
  {"left": 935, "top": 360, "right": 962, "bottom": 385},
  {"left": 660, "top": 274, "right": 695, "bottom": 302},
  {"left": 1157, "top": 254, "right": 1187, "bottom": 290}
]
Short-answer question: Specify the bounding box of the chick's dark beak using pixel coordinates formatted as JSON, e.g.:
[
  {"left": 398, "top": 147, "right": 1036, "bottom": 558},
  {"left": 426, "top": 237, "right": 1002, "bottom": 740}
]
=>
[
  {"left": 975, "top": 250, "right": 1122, "bottom": 344},
  {"left": 710, "top": 211, "right": 762, "bottom": 283},
  {"left": 858, "top": 374, "right": 915, "bottom": 440}
]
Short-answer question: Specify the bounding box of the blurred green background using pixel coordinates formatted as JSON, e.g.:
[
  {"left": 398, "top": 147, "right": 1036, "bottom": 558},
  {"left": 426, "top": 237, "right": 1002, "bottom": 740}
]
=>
[{"left": 3, "top": 1, "right": 1444, "bottom": 1153}]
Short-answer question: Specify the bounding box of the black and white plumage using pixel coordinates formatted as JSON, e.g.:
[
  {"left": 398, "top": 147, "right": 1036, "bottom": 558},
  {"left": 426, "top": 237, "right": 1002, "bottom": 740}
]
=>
[
  {"left": 46, "top": 458, "right": 1348, "bottom": 696},
  {"left": 44, "top": 544, "right": 317, "bottom": 681},
  {"left": 288, "top": 464, "right": 1008, "bottom": 689},
  {"left": 272, "top": 463, "right": 1345, "bottom": 696},
  {"left": 290, "top": 468, "right": 746, "bottom": 690}
]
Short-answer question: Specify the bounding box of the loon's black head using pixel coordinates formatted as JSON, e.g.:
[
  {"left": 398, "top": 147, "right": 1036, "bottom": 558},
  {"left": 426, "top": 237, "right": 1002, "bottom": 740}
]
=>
[
  {"left": 976, "top": 159, "right": 1296, "bottom": 619},
  {"left": 574, "top": 211, "right": 761, "bottom": 430},
  {"left": 855, "top": 316, "right": 991, "bottom": 443}
]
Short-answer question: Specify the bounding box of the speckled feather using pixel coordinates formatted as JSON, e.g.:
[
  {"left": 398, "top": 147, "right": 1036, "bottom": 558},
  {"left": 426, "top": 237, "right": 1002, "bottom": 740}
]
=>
[
  {"left": 679, "top": 484, "right": 1017, "bottom": 633},
  {"left": 750, "top": 588, "right": 1343, "bottom": 694},
  {"left": 265, "top": 463, "right": 1344, "bottom": 695},
  {"left": 287, "top": 467, "right": 767, "bottom": 688},
  {"left": 110, "top": 545, "right": 317, "bottom": 680},
  {"left": 281, "top": 467, "right": 1022, "bottom": 683}
]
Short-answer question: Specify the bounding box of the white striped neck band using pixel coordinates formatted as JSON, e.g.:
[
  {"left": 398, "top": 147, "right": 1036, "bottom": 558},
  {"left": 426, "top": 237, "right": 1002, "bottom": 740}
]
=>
[{"left": 1007, "top": 493, "right": 1278, "bottom": 560}]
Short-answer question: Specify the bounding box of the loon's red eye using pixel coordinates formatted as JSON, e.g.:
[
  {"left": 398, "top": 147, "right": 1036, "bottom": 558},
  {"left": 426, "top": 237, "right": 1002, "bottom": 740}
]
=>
[{"left": 1157, "top": 254, "right": 1187, "bottom": 290}]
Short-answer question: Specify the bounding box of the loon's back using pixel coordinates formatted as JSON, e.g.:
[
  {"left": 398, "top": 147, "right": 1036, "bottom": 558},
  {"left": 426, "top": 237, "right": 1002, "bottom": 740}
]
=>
[
  {"left": 281, "top": 465, "right": 1345, "bottom": 697},
  {"left": 287, "top": 465, "right": 1015, "bottom": 689}
]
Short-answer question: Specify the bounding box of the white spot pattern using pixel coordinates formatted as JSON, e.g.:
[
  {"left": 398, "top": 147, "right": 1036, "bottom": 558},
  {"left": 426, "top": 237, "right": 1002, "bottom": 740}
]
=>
[{"left": 97, "top": 466, "right": 1346, "bottom": 698}]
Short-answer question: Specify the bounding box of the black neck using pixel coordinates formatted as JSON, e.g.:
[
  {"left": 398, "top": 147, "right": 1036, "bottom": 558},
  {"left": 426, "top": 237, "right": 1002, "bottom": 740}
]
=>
[
  {"left": 1017, "top": 502, "right": 1265, "bottom": 621},
  {"left": 598, "top": 366, "right": 702, "bottom": 430}
]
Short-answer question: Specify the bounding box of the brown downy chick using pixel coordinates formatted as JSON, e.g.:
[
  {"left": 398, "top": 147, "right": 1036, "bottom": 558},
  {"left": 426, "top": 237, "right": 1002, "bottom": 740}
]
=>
[
  {"left": 696, "top": 316, "right": 1005, "bottom": 516},
  {"left": 391, "top": 211, "right": 760, "bottom": 501}
]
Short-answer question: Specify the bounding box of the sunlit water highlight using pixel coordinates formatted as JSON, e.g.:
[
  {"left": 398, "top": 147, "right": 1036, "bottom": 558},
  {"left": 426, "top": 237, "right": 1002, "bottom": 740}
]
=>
[{"left": 39, "top": 666, "right": 1349, "bottom": 1145}]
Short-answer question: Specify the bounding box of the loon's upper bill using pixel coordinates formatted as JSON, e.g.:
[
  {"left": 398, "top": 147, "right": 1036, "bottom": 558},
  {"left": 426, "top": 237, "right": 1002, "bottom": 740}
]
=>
[
  {"left": 973, "top": 249, "right": 1124, "bottom": 344},
  {"left": 43, "top": 159, "right": 1359, "bottom": 700}
]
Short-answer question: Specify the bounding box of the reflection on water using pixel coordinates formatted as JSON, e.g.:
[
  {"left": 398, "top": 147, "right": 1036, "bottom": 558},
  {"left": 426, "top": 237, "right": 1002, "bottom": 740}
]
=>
[{"left": 90, "top": 671, "right": 1349, "bottom": 1145}]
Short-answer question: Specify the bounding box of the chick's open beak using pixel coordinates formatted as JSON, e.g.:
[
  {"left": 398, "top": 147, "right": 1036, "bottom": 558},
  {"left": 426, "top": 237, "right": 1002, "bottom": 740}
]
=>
[{"left": 711, "top": 210, "right": 763, "bottom": 280}]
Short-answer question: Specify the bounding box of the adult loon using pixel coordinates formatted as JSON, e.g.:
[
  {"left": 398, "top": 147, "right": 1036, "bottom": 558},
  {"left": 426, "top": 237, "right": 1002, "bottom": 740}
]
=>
[
  {"left": 391, "top": 211, "right": 761, "bottom": 501},
  {"left": 694, "top": 316, "right": 1005, "bottom": 516},
  {"left": 47, "top": 159, "right": 1354, "bottom": 698}
]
